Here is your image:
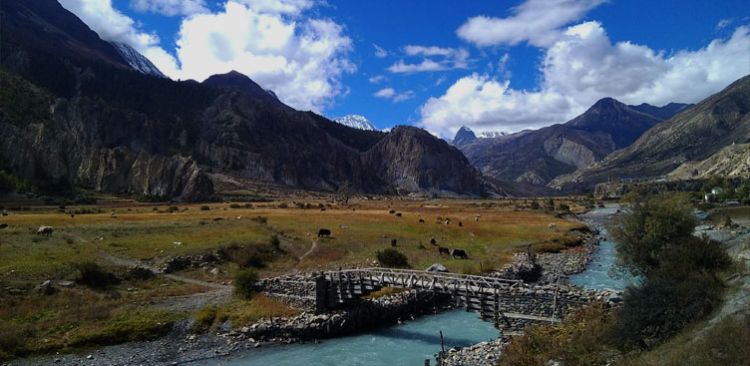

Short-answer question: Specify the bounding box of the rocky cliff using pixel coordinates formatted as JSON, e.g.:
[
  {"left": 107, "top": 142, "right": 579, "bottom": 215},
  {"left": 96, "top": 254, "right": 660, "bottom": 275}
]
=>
[{"left": 0, "top": 0, "right": 492, "bottom": 200}]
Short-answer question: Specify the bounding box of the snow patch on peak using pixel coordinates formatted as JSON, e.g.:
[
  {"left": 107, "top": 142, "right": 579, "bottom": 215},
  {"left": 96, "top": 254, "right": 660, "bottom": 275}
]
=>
[
  {"left": 111, "top": 42, "right": 166, "bottom": 78},
  {"left": 333, "top": 115, "right": 377, "bottom": 131}
]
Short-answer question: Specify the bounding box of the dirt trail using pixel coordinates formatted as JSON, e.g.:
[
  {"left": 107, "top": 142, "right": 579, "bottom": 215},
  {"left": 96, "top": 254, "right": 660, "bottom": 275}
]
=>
[
  {"left": 298, "top": 238, "right": 318, "bottom": 261},
  {"left": 99, "top": 252, "right": 232, "bottom": 311}
]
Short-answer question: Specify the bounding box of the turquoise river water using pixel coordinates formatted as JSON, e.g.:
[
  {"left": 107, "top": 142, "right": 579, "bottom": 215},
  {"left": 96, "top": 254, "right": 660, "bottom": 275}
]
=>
[{"left": 192, "top": 206, "right": 631, "bottom": 366}]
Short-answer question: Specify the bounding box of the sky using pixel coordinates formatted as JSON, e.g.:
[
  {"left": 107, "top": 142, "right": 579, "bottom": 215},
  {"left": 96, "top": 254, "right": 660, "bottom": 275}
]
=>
[{"left": 59, "top": 0, "right": 750, "bottom": 138}]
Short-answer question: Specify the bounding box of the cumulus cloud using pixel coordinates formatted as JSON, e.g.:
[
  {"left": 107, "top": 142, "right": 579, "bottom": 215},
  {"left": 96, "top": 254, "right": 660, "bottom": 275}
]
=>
[
  {"left": 61, "top": 0, "right": 353, "bottom": 112},
  {"left": 457, "top": 0, "right": 604, "bottom": 47},
  {"left": 130, "top": 0, "right": 208, "bottom": 16},
  {"left": 374, "top": 87, "right": 414, "bottom": 102},
  {"left": 388, "top": 45, "right": 469, "bottom": 73},
  {"left": 420, "top": 21, "right": 750, "bottom": 138}
]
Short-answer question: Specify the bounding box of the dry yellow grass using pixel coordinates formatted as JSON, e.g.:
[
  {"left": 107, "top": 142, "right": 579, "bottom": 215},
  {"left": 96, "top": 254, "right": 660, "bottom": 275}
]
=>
[{"left": 0, "top": 197, "right": 586, "bottom": 359}]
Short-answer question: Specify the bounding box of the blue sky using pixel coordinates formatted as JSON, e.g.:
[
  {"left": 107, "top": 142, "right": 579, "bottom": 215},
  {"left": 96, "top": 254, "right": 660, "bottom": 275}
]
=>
[{"left": 62, "top": 0, "right": 750, "bottom": 137}]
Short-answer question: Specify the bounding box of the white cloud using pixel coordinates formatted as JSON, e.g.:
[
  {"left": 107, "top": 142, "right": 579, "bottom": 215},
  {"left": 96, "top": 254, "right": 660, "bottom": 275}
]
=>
[
  {"left": 420, "top": 21, "right": 750, "bottom": 138},
  {"left": 404, "top": 45, "right": 455, "bottom": 57},
  {"left": 388, "top": 45, "right": 469, "bottom": 73},
  {"left": 373, "top": 44, "right": 388, "bottom": 58},
  {"left": 388, "top": 59, "right": 447, "bottom": 73},
  {"left": 374, "top": 87, "right": 414, "bottom": 102},
  {"left": 59, "top": 0, "right": 179, "bottom": 73},
  {"left": 368, "top": 75, "right": 386, "bottom": 84},
  {"left": 130, "top": 0, "right": 208, "bottom": 16},
  {"left": 61, "top": 0, "right": 354, "bottom": 112},
  {"left": 457, "top": 0, "right": 604, "bottom": 47}
]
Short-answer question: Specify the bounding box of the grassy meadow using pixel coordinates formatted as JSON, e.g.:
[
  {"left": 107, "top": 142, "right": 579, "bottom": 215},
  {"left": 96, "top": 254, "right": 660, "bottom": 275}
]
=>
[{"left": 0, "top": 196, "right": 588, "bottom": 359}]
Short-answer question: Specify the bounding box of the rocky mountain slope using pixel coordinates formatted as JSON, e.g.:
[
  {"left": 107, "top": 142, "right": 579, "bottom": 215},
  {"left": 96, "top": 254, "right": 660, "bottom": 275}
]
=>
[
  {"left": 0, "top": 0, "right": 493, "bottom": 200},
  {"left": 551, "top": 75, "right": 750, "bottom": 192},
  {"left": 668, "top": 143, "right": 750, "bottom": 180},
  {"left": 333, "top": 115, "right": 377, "bottom": 131},
  {"left": 456, "top": 98, "right": 670, "bottom": 186}
]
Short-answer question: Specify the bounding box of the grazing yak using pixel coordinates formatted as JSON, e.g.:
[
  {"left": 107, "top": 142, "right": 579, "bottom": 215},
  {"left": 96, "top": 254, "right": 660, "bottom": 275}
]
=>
[
  {"left": 318, "top": 228, "right": 332, "bottom": 238},
  {"left": 430, "top": 238, "right": 437, "bottom": 246},
  {"left": 391, "top": 239, "right": 398, "bottom": 247},
  {"left": 451, "top": 249, "right": 468, "bottom": 259},
  {"left": 438, "top": 247, "right": 450, "bottom": 255},
  {"left": 37, "top": 226, "right": 53, "bottom": 236},
  {"left": 395, "top": 212, "right": 402, "bottom": 217},
  {"left": 418, "top": 218, "right": 425, "bottom": 223},
  {"left": 458, "top": 221, "right": 463, "bottom": 227},
  {"left": 0, "top": 223, "right": 8, "bottom": 229}
]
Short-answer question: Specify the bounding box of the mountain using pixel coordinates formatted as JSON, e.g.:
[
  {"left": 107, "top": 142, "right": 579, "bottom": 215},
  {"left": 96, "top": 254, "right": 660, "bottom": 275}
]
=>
[
  {"left": 456, "top": 98, "right": 665, "bottom": 186},
  {"left": 631, "top": 102, "right": 692, "bottom": 120},
  {"left": 333, "top": 115, "right": 377, "bottom": 131},
  {"left": 0, "top": 0, "right": 493, "bottom": 200},
  {"left": 668, "top": 143, "right": 750, "bottom": 180},
  {"left": 453, "top": 126, "right": 477, "bottom": 146},
  {"left": 551, "top": 75, "right": 750, "bottom": 192},
  {"left": 110, "top": 42, "right": 166, "bottom": 78}
]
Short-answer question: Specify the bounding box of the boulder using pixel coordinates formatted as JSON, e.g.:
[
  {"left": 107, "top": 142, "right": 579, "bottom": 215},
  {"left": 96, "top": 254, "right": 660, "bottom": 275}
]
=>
[{"left": 426, "top": 263, "right": 448, "bottom": 273}]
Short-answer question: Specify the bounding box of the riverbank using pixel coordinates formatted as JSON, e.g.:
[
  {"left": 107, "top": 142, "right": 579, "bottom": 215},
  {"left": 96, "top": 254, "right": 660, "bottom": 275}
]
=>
[
  {"left": 9, "top": 290, "right": 452, "bottom": 366},
  {"left": 438, "top": 206, "right": 620, "bottom": 366}
]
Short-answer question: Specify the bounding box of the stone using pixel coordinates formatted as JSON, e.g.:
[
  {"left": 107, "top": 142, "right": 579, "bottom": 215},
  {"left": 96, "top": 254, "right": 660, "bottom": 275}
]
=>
[
  {"left": 37, "top": 280, "right": 56, "bottom": 295},
  {"left": 426, "top": 263, "right": 449, "bottom": 272},
  {"left": 56, "top": 280, "right": 74, "bottom": 288}
]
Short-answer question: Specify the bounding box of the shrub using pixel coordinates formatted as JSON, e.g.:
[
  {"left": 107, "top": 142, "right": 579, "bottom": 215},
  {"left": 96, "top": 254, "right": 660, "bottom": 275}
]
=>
[
  {"left": 615, "top": 270, "right": 724, "bottom": 349},
  {"left": 199, "top": 205, "right": 210, "bottom": 211},
  {"left": 501, "top": 305, "right": 616, "bottom": 366},
  {"left": 376, "top": 249, "right": 409, "bottom": 268},
  {"left": 270, "top": 235, "right": 281, "bottom": 251},
  {"left": 251, "top": 216, "right": 268, "bottom": 224},
  {"left": 234, "top": 270, "right": 258, "bottom": 299},
  {"left": 74, "top": 262, "right": 120, "bottom": 290},
  {"left": 221, "top": 244, "right": 276, "bottom": 268},
  {"left": 229, "top": 203, "right": 241, "bottom": 209},
  {"left": 192, "top": 306, "right": 217, "bottom": 332},
  {"left": 126, "top": 267, "right": 155, "bottom": 281}
]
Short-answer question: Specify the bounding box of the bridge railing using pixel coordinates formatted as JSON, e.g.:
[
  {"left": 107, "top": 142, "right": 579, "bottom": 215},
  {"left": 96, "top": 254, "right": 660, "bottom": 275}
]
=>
[{"left": 325, "top": 267, "right": 522, "bottom": 292}]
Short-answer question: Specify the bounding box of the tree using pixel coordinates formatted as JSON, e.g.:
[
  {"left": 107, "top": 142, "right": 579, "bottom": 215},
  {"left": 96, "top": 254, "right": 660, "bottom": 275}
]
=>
[
  {"left": 609, "top": 194, "right": 696, "bottom": 277},
  {"left": 338, "top": 181, "right": 352, "bottom": 205}
]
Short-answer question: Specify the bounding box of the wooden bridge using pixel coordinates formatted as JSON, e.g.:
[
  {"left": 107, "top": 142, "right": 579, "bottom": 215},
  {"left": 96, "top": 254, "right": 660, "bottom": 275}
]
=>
[{"left": 314, "top": 268, "right": 596, "bottom": 332}]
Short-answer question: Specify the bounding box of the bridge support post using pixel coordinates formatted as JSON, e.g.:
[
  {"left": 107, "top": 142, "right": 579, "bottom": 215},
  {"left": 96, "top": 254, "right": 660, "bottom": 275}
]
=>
[{"left": 314, "top": 274, "right": 328, "bottom": 313}]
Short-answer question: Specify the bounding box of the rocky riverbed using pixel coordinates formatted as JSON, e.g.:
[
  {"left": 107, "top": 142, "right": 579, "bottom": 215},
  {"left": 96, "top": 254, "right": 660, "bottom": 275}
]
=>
[{"left": 440, "top": 338, "right": 508, "bottom": 366}]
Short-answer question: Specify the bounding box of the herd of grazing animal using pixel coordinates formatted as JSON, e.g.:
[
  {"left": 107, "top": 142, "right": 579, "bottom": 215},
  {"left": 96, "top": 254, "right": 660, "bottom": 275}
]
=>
[{"left": 316, "top": 210, "right": 476, "bottom": 263}]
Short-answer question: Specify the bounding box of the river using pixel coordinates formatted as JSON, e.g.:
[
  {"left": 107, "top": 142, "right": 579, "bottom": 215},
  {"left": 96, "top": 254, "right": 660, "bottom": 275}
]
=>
[{"left": 191, "top": 206, "right": 630, "bottom": 366}]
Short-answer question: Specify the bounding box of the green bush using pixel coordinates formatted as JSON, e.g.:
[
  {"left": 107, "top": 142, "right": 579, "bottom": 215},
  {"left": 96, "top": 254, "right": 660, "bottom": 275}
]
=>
[
  {"left": 234, "top": 270, "right": 258, "bottom": 299},
  {"left": 376, "top": 249, "right": 410, "bottom": 268}
]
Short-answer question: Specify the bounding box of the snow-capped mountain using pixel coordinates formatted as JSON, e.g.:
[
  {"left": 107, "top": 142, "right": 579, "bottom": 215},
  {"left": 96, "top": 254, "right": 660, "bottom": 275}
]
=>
[
  {"left": 333, "top": 115, "right": 377, "bottom": 131},
  {"left": 111, "top": 42, "right": 166, "bottom": 78}
]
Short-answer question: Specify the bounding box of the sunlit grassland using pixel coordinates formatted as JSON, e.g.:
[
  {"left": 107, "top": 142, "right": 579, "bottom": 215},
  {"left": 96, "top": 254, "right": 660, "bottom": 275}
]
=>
[{"left": 0, "top": 197, "right": 586, "bottom": 360}]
